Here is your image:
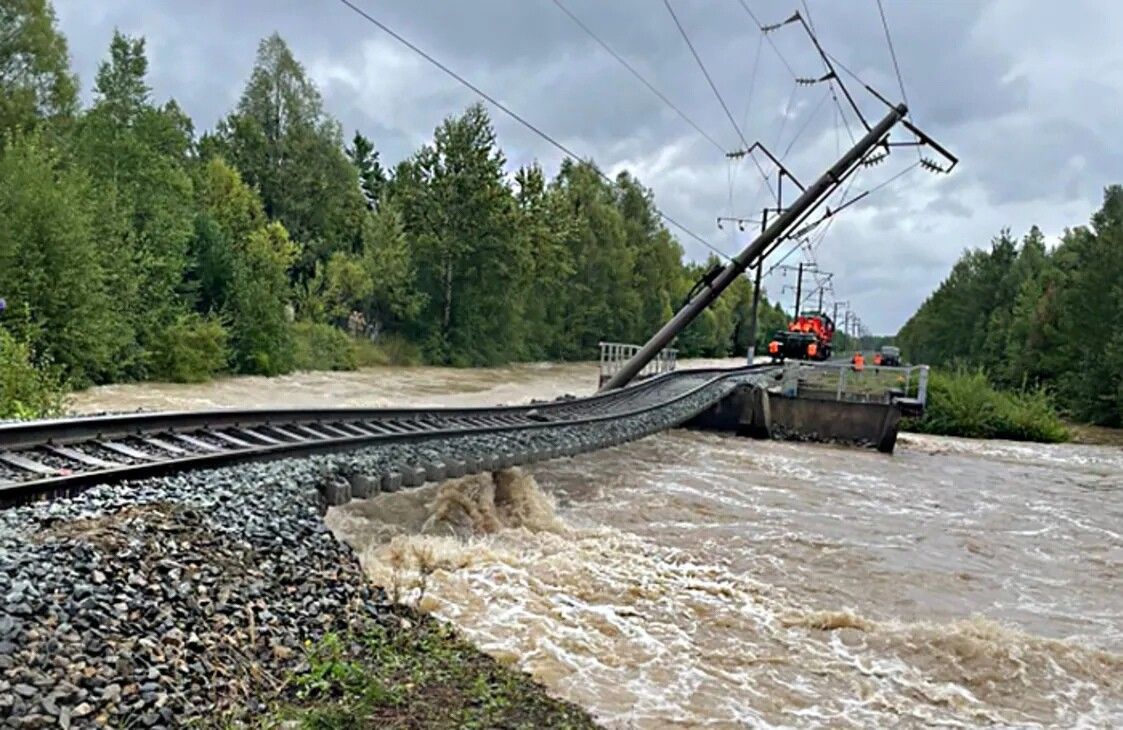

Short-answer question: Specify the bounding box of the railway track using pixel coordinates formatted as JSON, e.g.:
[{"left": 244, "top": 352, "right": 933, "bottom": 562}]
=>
[{"left": 0, "top": 365, "right": 775, "bottom": 507}]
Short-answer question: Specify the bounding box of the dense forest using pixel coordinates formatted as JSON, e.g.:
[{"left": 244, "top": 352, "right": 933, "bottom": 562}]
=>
[
  {"left": 897, "top": 188, "right": 1123, "bottom": 426},
  {"left": 0, "top": 1, "right": 790, "bottom": 405}
]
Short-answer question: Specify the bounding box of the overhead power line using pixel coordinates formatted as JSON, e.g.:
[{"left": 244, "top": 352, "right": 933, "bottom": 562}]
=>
[
  {"left": 663, "top": 0, "right": 749, "bottom": 149},
  {"left": 551, "top": 0, "right": 727, "bottom": 155},
  {"left": 875, "top": 0, "right": 921, "bottom": 161},
  {"left": 334, "top": 0, "right": 731, "bottom": 260},
  {"left": 876, "top": 0, "right": 910, "bottom": 115}
]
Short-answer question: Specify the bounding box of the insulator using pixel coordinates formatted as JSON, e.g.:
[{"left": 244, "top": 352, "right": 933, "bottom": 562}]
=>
[
  {"left": 738, "top": 221, "right": 745, "bottom": 231},
  {"left": 716, "top": 218, "right": 724, "bottom": 230},
  {"left": 862, "top": 153, "right": 887, "bottom": 168},
  {"left": 920, "top": 157, "right": 947, "bottom": 173}
]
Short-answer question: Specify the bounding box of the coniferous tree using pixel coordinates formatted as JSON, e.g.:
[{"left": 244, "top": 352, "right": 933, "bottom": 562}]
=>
[{"left": 0, "top": 0, "right": 77, "bottom": 139}]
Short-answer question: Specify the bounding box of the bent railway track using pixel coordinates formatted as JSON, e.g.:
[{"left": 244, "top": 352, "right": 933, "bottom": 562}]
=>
[{"left": 0, "top": 365, "right": 776, "bottom": 507}]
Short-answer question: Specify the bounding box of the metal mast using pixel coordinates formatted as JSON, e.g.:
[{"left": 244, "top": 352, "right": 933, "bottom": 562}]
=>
[{"left": 601, "top": 103, "right": 907, "bottom": 390}]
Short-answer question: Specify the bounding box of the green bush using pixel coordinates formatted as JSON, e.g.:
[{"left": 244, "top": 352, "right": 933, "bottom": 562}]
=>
[
  {"left": 292, "top": 322, "right": 358, "bottom": 371},
  {"left": 0, "top": 329, "right": 67, "bottom": 419},
  {"left": 151, "top": 314, "right": 229, "bottom": 383},
  {"left": 354, "top": 334, "right": 422, "bottom": 368},
  {"left": 906, "top": 368, "right": 1069, "bottom": 443}
]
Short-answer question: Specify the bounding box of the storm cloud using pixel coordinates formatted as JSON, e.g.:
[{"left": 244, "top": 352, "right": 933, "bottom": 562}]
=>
[{"left": 52, "top": 0, "right": 1123, "bottom": 333}]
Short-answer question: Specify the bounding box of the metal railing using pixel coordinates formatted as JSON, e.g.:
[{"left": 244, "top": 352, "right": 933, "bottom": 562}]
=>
[
  {"left": 599, "top": 342, "right": 677, "bottom": 387},
  {"left": 790, "top": 361, "right": 929, "bottom": 406}
]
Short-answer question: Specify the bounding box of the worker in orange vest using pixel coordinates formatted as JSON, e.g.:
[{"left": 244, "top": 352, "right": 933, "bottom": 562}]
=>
[
  {"left": 873, "top": 352, "right": 883, "bottom": 367},
  {"left": 851, "top": 352, "right": 865, "bottom": 371}
]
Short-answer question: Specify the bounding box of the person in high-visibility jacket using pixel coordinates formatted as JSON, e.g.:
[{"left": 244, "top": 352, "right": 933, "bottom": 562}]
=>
[
  {"left": 851, "top": 352, "right": 865, "bottom": 371},
  {"left": 873, "top": 352, "right": 883, "bottom": 367}
]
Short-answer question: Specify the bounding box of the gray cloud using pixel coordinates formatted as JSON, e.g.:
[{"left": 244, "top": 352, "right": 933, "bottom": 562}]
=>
[{"left": 51, "top": 0, "right": 1123, "bottom": 333}]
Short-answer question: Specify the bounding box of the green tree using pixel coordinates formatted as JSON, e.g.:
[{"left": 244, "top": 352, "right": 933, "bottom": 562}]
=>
[
  {"left": 0, "top": 0, "right": 77, "bottom": 138},
  {"left": 72, "top": 31, "right": 195, "bottom": 378},
  {"left": 390, "top": 104, "right": 524, "bottom": 365},
  {"left": 513, "top": 163, "right": 574, "bottom": 359},
  {"left": 359, "top": 202, "right": 424, "bottom": 333},
  {"left": 348, "top": 131, "right": 387, "bottom": 210},
  {"left": 227, "top": 222, "right": 297, "bottom": 375},
  {"left": 549, "top": 159, "right": 635, "bottom": 358},
  {"left": 0, "top": 135, "right": 118, "bottom": 381},
  {"left": 214, "top": 33, "right": 365, "bottom": 277}
]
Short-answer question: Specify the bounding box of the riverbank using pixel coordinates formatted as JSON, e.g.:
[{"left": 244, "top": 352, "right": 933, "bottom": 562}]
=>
[{"left": 0, "top": 456, "right": 597, "bottom": 728}]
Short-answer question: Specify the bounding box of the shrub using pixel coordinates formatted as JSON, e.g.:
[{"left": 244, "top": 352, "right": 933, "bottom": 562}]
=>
[
  {"left": 292, "top": 322, "right": 357, "bottom": 372},
  {"left": 354, "top": 333, "right": 422, "bottom": 368},
  {"left": 151, "top": 314, "right": 229, "bottom": 383},
  {"left": 906, "top": 368, "right": 1069, "bottom": 443},
  {"left": 0, "top": 328, "right": 67, "bottom": 419}
]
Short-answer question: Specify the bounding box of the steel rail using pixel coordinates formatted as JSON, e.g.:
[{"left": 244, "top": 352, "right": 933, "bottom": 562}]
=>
[{"left": 0, "top": 365, "right": 775, "bottom": 507}]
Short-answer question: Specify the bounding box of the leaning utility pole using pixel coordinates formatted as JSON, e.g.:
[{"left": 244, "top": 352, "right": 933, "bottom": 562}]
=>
[{"left": 601, "top": 104, "right": 907, "bottom": 390}]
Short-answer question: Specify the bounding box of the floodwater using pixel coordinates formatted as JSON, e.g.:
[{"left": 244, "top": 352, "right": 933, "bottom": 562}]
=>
[{"left": 76, "top": 362, "right": 1123, "bottom": 727}]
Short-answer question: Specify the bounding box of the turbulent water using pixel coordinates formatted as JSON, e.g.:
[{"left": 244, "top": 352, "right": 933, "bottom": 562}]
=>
[{"left": 76, "top": 361, "right": 1123, "bottom": 727}]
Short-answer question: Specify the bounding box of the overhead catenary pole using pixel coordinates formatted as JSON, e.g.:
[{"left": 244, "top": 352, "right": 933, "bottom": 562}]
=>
[
  {"left": 601, "top": 103, "right": 907, "bottom": 391},
  {"left": 745, "top": 208, "right": 769, "bottom": 364},
  {"left": 794, "top": 262, "right": 804, "bottom": 318}
]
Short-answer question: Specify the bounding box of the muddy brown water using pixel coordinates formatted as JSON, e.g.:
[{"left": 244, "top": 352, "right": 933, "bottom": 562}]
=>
[{"left": 73, "top": 361, "right": 1123, "bottom": 727}]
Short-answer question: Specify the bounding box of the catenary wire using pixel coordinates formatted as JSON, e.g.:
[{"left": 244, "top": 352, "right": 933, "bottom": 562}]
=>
[
  {"left": 551, "top": 0, "right": 727, "bottom": 155},
  {"left": 663, "top": 0, "right": 749, "bottom": 149},
  {"left": 335, "top": 0, "right": 732, "bottom": 260}
]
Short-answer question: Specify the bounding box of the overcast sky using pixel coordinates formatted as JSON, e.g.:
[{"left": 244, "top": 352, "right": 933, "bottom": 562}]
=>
[{"left": 52, "top": 0, "right": 1123, "bottom": 333}]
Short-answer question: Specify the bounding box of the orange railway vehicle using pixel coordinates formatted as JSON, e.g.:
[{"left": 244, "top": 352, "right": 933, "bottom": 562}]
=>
[{"left": 767, "top": 312, "right": 835, "bottom": 363}]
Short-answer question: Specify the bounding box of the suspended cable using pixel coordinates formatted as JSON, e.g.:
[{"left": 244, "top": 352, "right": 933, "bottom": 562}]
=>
[
  {"left": 663, "top": 0, "right": 748, "bottom": 148},
  {"left": 876, "top": 0, "right": 910, "bottom": 115},
  {"left": 875, "top": 0, "right": 921, "bottom": 161},
  {"left": 740, "top": 33, "right": 765, "bottom": 134},
  {"left": 727, "top": 33, "right": 766, "bottom": 217},
  {"left": 736, "top": 0, "right": 798, "bottom": 80},
  {"left": 781, "top": 85, "right": 831, "bottom": 158},
  {"left": 334, "top": 0, "right": 731, "bottom": 260},
  {"left": 551, "top": 0, "right": 726, "bottom": 155},
  {"left": 765, "top": 160, "right": 920, "bottom": 276}
]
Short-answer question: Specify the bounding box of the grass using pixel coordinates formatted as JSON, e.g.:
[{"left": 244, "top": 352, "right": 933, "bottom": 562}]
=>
[
  {"left": 292, "top": 324, "right": 423, "bottom": 372},
  {"left": 351, "top": 334, "right": 422, "bottom": 368},
  {"left": 798, "top": 364, "right": 915, "bottom": 399},
  {"left": 248, "top": 608, "right": 598, "bottom": 730},
  {"left": 904, "top": 368, "right": 1070, "bottom": 443}
]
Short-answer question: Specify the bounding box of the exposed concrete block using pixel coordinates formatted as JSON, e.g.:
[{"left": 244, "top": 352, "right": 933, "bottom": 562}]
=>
[
  {"left": 380, "top": 471, "right": 403, "bottom": 492},
  {"left": 402, "top": 466, "right": 426, "bottom": 487},
  {"left": 424, "top": 462, "right": 447, "bottom": 482},
  {"left": 320, "top": 477, "right": 351, "bottom": 507},
  {"left": 348, "top": 473, "right": 376, "bottom": 499},
  {"left": 445, "top": 459, "right": 467, "bottom": 478}
]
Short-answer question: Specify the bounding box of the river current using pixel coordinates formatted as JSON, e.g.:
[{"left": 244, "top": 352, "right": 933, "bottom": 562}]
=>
[{"left": 72, "top": 361, "right": 1123, "bottom": 727}]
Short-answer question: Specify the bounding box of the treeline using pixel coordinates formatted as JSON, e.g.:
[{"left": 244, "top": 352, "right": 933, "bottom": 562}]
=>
[
  {"left": 0, "top": 3, "right": 783, "bottom": 396},
  {"left": 897, "top": 187, "right": 1123, "bottom": 426}
]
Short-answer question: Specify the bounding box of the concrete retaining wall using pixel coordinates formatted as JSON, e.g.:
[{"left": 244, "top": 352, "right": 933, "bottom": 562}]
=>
[{"left": 686, "top": 384, "right": 902, "bottom": 453}]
